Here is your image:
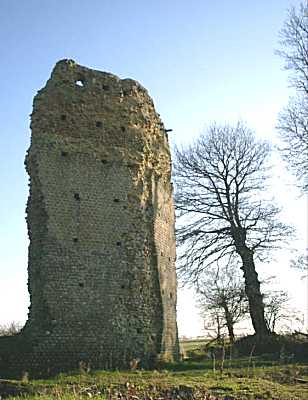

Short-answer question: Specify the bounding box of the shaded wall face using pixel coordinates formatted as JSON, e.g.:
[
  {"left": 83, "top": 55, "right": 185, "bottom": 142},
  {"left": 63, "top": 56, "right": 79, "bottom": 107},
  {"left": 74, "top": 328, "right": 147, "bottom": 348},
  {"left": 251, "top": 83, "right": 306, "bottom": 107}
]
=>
[{"left": 22, "top": 59, "right": 179, "bottom": 371}]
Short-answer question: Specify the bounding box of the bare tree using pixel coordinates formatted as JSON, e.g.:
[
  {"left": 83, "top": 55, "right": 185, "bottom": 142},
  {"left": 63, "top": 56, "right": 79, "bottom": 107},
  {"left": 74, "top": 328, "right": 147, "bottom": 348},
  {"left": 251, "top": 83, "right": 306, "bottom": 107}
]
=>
[
  {"left": 203, "top": 313, "right": 224, "bottom": 343},
  {"left": 174, "top": 122, "right": 293, "bottom": 336},
  {"left": 0, "top": 321, "right": 22, "bottom": 336},
  {"left": 277, "top": 2, "right": 308, "bottom": 192},
  {"left": 198, "top": 263, "right": 249, "bottom": 344},
  {"left": 263, "top": 290, "right": 290, "bottom": 333}
]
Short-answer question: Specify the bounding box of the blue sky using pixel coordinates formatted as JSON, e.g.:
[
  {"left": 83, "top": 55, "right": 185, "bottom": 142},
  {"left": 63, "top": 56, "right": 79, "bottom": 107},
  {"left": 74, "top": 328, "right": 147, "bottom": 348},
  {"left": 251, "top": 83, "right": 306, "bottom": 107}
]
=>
[{"left": 0, "top": 0, "right": 306, "bottom": 336}]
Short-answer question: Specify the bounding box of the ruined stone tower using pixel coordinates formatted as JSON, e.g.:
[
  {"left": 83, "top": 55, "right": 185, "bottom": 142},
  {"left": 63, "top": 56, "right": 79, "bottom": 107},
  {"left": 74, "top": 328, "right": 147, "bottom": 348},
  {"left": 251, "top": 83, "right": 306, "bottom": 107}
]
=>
[{"left": 0, "top": 60, "right": 179, "bottom": 376}]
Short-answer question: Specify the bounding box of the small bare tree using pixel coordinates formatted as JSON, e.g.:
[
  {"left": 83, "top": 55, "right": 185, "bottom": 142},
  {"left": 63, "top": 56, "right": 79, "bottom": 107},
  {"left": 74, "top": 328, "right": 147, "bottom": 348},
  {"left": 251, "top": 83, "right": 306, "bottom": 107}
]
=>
[
  {"left": 264, "top": 290, "right": 290, "bottom": 333},
  {"left": 277, "top": 1, "right": 308, "bottom": 192},
  {"left": 198, "top": 263, "right": 249, "bottom": 344},
  {"left": 0, "top": 321, "right": 22, "bottom": 336},
  {"left": 174, "top": 122, "right": 293, "bottom": 336}
]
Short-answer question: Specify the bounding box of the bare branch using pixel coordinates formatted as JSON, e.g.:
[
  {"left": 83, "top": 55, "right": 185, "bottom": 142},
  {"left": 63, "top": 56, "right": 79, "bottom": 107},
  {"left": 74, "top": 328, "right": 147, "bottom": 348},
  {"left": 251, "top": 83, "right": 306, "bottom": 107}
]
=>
[{"left": 277, "top": 2, "right": 308, "bottom": 192}]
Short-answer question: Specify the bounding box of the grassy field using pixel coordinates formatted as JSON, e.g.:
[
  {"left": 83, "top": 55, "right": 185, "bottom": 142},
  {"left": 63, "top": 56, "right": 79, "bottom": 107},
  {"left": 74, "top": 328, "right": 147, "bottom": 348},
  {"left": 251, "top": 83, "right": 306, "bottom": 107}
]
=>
[{"left": 1, "top": 339, "right": 308, "bottom": 399}]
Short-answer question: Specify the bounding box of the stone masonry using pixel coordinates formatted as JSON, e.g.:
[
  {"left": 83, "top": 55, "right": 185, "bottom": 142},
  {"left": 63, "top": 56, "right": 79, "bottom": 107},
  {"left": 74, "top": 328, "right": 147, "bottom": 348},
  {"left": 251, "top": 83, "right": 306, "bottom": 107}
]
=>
[{"left": 0, "top": 60, "right": 179, "bottom": 377}]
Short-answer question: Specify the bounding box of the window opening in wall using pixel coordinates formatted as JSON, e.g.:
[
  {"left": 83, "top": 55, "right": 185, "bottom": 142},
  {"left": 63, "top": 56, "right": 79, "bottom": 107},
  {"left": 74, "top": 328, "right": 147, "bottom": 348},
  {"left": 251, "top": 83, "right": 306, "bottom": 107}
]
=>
[
  {"left": 79, "top": 282, "right": 84, "bottom": 288},
  {"left": 121, "top": 126, "right": 126, "bottom": 132},
  {"left": 102, "top": 84, "right": 110, "bottom": 90},
  {"left": 116, "top": 241, "right": 122, "bottom": 246},
  {"left": 170, "top": 292, "right": 173, "bottom": 299},
  {"left": 113, "top": 198, "right": 119, "bottom": 203},
  {"left": 136, "top": 328, "right": 142, "bottom": 334},
  {"left": 61, "top": 115, "right": 66, "bottom": 121},
  {"left": 61, "top": 151, "right": 68, "bottom": 157},
  {"left": 101, "top": 159, "right": 107, "bottom": 164},
  {"left": 121, "top": 284, "right": 125, "bottom": 289},
  {"left": 73, "top": 238, "right": 78, "bottom": 243},
  {"left": 75, "top": 79, "right": 85, "bottom": 87},
  {"left": 74, "top": 193, "right": 80, "bottom": 201},
  {"left": 96, "top": 121, "right": 102, "bottom": 128}
]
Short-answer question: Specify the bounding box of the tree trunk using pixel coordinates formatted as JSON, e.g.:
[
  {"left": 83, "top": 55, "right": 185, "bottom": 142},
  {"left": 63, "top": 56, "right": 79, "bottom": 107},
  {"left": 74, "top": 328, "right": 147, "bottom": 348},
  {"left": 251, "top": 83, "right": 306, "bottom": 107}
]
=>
[
  {"left": 222, "top": 303, "right": 235, "bottom": 344},
  {"left": 233, "top": 228, "right": 270, "bottom": 336},
  {"left": 240, "top": 249, "right": 269, "bottom": 335},
  {"left": 216, "top": 315, "right": 222, "bottom": 339}
]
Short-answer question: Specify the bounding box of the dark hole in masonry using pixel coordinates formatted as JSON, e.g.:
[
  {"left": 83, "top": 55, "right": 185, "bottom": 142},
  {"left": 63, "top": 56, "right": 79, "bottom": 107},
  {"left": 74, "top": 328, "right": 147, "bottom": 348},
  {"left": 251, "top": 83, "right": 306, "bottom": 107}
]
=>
[
  {"left": 170, "top": 292, "right": 173, "bottom": 299},
  {"left": 61, "top": 115, "right": 66, "bottom": 121},
  {"left": 121, "top": 284, "right": 125, "bottom": 289},
  {"left": 102, "top": 84, "right": 110, "bottom": 90},
  {"left": 73, "top": 238, "right": 78, "bottom": 243},
  {"left": 121, "top": 126, "right": 125, "bottom": 132},
  {"left": 123, "top": 90, "right": 130, "bottom": 96},
  {"left": 113, "top": 198, "right": 119, "bottom": 203},
  {"left": 74, "top": 193, "right": 80, "bottom": 201},
  {"left": 61, "top": 151, "right": 68, "bottom": 157},
  {"left": 116, "top": 241, "right": 122, "bottom": 246},
  {"left": 79, "top": 283, "right": 84, "bottom": 288},
  {"left": 137, "top": 328, "right": 142, "bottom": 334},
  {"left": 96, "top": 121, "right": 102, "bottom": 128},
  {"left": 101, "top": 159, "right": 107, "bottom": 164}
]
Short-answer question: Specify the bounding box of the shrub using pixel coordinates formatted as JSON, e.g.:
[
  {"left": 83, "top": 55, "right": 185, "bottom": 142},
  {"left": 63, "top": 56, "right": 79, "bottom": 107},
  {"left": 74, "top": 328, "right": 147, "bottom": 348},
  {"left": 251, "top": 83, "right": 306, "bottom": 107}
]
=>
[
  {"left": 234, "top": 333, "right": 308, "bottom": 361},
  {"left": 0, "top": 321, "right": 22, "bottom": 336}
]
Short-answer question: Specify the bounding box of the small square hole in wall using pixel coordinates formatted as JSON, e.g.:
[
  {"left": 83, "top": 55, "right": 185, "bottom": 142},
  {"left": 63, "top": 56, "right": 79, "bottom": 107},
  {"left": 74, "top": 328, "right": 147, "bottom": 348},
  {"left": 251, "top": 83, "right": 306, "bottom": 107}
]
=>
[
  {"left": 96, "top": 121, "right": 102, "bottom": 128},
  {"left": 121, "top": 126, "right": 126, "bottom": 132},
  {"left": 116, "top": 241, "right": 122, "bottom": 246},
  {"left": 113, "top": 198, "right": 119, "bottom": 203},
  {"left": 73, "top": 238, "right": 78, "bottom": 243},
  {"left": 170, "top": 292, "right": 173, "bottom": 299},
  {"left": 102, "top": 84, "right": 110, "bottom": 90},
  {"left": 61, "top": 115, "right": 66, "bottom": 121},
  {"left": 79, "top": 282, "right": 84, "bottom": 288},
  {"left": 61, "top": 151, "right": 68, "bottom": 157},
  {"left": 101, "top": 159, "right": 107, "bottom": 164},
  {"left": 74, "top": 193, "right": 80, "bottom": 201},
  {"left": 136, "top": 328, "right": 142, "bottom": 334},
  {"left": 121, "top": 284, "right": 125, "bottom": 289}
]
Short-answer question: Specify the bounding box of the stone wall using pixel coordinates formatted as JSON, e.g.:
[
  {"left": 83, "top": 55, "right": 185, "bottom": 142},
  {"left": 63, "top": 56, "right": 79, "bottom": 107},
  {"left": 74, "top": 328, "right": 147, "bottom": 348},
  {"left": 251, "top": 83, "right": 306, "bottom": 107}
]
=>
[{"left": 0, "top": 60, "right": 179, "bottom": 377}]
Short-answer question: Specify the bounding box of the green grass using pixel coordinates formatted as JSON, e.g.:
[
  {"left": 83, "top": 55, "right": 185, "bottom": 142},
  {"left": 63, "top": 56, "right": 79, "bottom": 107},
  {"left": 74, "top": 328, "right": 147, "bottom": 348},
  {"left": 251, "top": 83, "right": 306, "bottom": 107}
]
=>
[
  {"left": 180, "top": 338, "right": 208, "bottom": 351},
  {"left": 2, "top": 358, "right": 308, "bottom": 399},
  {"left": 2, "top": 337, "right": 308, "bottom": 399}
]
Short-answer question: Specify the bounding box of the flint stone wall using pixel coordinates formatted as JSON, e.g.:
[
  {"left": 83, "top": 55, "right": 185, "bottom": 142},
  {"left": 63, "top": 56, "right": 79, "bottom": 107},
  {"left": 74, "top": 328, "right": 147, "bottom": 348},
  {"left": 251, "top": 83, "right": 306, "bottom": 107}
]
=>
[{"left": 0, "top": 60, "right": 179, "bottom": 377}]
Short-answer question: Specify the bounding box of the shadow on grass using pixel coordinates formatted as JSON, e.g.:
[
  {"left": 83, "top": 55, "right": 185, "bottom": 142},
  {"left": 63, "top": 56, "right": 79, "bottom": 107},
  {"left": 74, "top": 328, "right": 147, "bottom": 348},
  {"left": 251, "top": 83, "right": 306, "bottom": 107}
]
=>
[{"left": 162, "top": 355, "right": 308, "bottom": 372}]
